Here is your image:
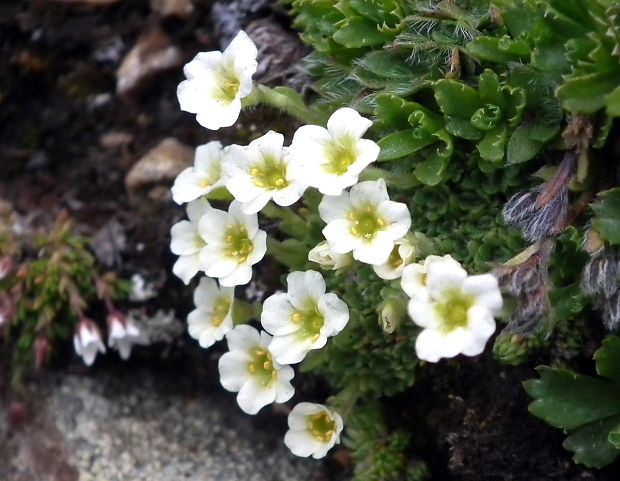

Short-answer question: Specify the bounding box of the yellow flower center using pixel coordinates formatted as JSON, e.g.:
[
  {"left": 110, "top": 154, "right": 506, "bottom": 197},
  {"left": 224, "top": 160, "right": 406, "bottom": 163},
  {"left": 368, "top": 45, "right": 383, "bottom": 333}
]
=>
[
  {"left": 291, "top": 304, "right": 324, "bottom": 342},
  {"left": 215, "top": 66, "right": 240, "bottom": 104},
  {"left": 434, "top": 288, "right": 473, "bottom": 333},
  {"left": 347, "top": 206, "right": 385, "bottom": 240},
  {"left": 250, "top": 156, "right": 289, "bottom": 190},
  {"left": 224, "top": 224, "right": 253, "bottom": 263},
  {"left": 247, "top": 347, "right": 277, "bottom": 387},
  {"left": 307, "top": 411, "right": 336, "bottom": 443},
  {"left": 211, "top": 296, "right": 231, "bottom": 327},
  {"left": 324, "top": 136, "right": 357, "bottom": 175}
]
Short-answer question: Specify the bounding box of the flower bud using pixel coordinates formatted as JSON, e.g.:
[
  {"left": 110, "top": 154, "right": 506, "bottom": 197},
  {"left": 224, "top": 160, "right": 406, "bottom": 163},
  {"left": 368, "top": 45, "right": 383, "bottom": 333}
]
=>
[
  {"left": 308, "top": 241, "right": 353, "bottom": 270},
  {"left": 73, "top": 318, "right": 106, "bottom": 366},
  {"left": 378, "top": 297, "right": 406, "bottom": 334},
  {"left": 583, "top": 228, "right": 605, "bottom": 256},
  {"left": 581, "top": 251, "right": 618, "bottom": 299},
  {"left": 603, "top": 292, "right": 620, "bottom": 331}
]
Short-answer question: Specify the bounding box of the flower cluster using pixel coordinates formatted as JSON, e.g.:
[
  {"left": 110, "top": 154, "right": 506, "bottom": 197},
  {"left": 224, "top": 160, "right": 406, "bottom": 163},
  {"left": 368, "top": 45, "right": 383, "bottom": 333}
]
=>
[{"left": 171, "top": 30, "right": 504, "bottom": 460}]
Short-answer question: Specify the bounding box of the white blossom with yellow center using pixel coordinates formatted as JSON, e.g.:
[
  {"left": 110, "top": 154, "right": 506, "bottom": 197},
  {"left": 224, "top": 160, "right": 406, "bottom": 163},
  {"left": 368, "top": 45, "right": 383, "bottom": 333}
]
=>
[
  {"left": 170, "top": 198, "right": 211, "bottom": 285},
  {"left": 318, "top": 179, "right": 411, "bottom": 265},
  {"left": 401, "top": 254, "right": 462, "bottom": 302},
  {"left": 407, "top": 256, "right": 503, "bottom": 362},
  {"left": 187, "top": 277, "right": 234, "bottom": 349},
  {"left": 224, "top": 131, "right": 307, "bottom": 214},
  {"left": 289, "top": 107, "right": 380, "bottom": 195},
  {"left": 372, "top": 235, "right": 416, "bottom": 280},
  {"left": 171, "top": 141, "right": 228, "bottom": 204},
  {"left": 218, "top": 325, "right": 294, "bottom": 415},
  {"left": 261, "top": 270, "right": 349, "bottom": 365},
  {"left": 284, "top": 402, "right": 343, "bottom": 459},
  {"left": 197, "top": 201, "right": 267, "bottom": 287},
  {"left": 177, "top": 30, "right": 257, "bottom": 130},
  {"left": 307, "top": 240, "right": 353, "bottom": 271}
]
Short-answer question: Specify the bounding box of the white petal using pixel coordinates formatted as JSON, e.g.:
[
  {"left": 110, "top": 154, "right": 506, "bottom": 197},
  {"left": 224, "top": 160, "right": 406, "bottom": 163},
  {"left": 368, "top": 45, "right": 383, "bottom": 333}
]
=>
[
  {"left": 225, "top": 324, "right": 261, "bottom": 352},
  {"left": 426, "top": 260, "right": 468, "bottom": 301},
  {"left": 236, "top": 378, "right": 276, "bottom": 414},
  {"left": 460, "top": 305, "right": 496, "bottom": 356},
  {"left": 352, "top": 231, "right": 393, "bottom": 265},
  {"left": 195, "top": 99, "right": 242, "bottom": 130},
  {"left": 218, "top": 350, "right": 251, "bottom": 391},
  {"left": 274, "top": 369, "right": 295, "bottom": 403},
  {"left": 201, "top": 246, "right": 238, "bottom": 278},
  {"left": 198, "top": 208, "right": 230, "bottom": 243},
  {"left": 219, "top": 263, "right": 252, "bottom": 287},
  {"left": 172, "top": 254, "right": 201, "bottom": 285},
  {"left": 322, "top": 220, "right": 360, "bottom": 254},
  {"left": 415, "top": 328, "right": 464, "bottom": 362},
  {"left": 349, "top": 179, "right": 389, "bottom": 208},
  {"left": 401, "top": 263, "right": 429, "bottom": 300},
  {"left": 171, "top": 168, "right": 203, "bottom": 205},
  {"left": 239, "top": 191, "right": 272, "bottom": 215},
  {"left": 170, "top": 220, "right": 202, "bottom": 255},
  {"left": 186, "top": 197, "right": 212, "bottom": 223},
  {"left": 284, "top": 429, "right": 324, "bottom": 458},
  {"left": 183, "top": 51, "right": 222, "bottom": 79},
  {"left": 287, "top": 270, "right": 326, "bottom": 310},
  {"left": 250, "top": 130, "right": 284, "bottom": 160},
  {"left": 318, "top": 293, "right": 349, "bottom": 337},
  {"left": 378, "top": 201, "right": 412, "bottom": 240},
  {"left": 177, "top": 78, "right": 219, "bottom": 114},
  {"left": 226, "top": 174, "right": 265, "bottom": 203},
  {"left": 229, "top": 201, "right": 258, "bottom": 237},
  {"left": 407, "top": 298, "right": 440, "bottom": 328},
  {"left": 269, "top": 334, "right": 309, "bottom": 365},
  {"left": 193, "top": 276, "right": 220, "bottom": 307},
  {"left": 288, "top": 403, "right": 323, "bottom": 429},
  {"left": 271, "top": 183, "right": 305, "bottom": 207},
  {"left": 261, "top": 293, "right": 299, "bottom": 336},
  {"left": 347, "top": 139, "right": 380, "bottom": 175},
  {"left": 318, "top": 193, "right": 353, "bottom": 223},
  {"left": 327, "top": 107, "right": 373, "bottom": 139},
  {"left": 248, "top": 229, "right": 267, "bottom": 264},
  {"left": 462, "top": 274, "right": 503, "bottom": 314},
  {"left": 316, "top": 172, "right": 360, "bottom": 196}
]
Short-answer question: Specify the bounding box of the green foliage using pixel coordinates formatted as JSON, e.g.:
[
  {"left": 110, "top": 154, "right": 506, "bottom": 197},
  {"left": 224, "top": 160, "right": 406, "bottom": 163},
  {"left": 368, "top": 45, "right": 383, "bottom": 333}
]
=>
[
  {"left": 525, "top": 336, "right": 620, "bottom": 468},
  {"left": 344, "top": 402, "right": 430, "bottom": 481},
  {"left": 591, "top": 188, "right": 620, "bottom": 246}
]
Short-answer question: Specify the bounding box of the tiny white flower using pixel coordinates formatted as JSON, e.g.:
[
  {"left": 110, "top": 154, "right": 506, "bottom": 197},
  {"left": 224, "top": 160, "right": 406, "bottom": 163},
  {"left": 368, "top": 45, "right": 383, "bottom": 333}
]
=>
[
  {"left": 170, "top": 198, "right": 211, "bottom": 285},
  {"left": 73, "top": 318, "right": 106, "bottom": 366},
  {"left": 308, "top": 241, "right": 353, "bottom": 270},
  {"left": 401, "top": 254, "right": 462, "bottom": 301},
  {"left": 177, "top": 30, "right": 258, "bottom": 130},
  {"left": 218, "top": 324, "right": 294, "bottom": 415},
  {"left": 128, "top": 273, "right": 157, "bottom": 302},
  {"left": 289, "top": 107, "right": 380, "bottom": 195},
  {"left": 372, "top": 235, "right": 416, "bottom": 280},
  {"left": 261, "top": 270, "right": 349, "bottom": 365},
  {"left": 107, "top": 311, "right": 144, "bottom": 360},
  {"left": 319, "top": 179, "right": 411, "bottom": 265},
  {"left": 224, "top": 131, "right": 307, "bottom": 214},
  {"left": 284, "top": 402, "right": 343, "bottom": 459},
  {"left": 171, "top": 141, "right": 228, "bottom": 204},
  {"left": 198, "top": 200, "right": 267, "bottom": 287},
  {"left": 407, "top": 256, "right": 503, "bottom": 362},
  {"left": 187, "top": 277, "right": 234, "bottom": 348}
]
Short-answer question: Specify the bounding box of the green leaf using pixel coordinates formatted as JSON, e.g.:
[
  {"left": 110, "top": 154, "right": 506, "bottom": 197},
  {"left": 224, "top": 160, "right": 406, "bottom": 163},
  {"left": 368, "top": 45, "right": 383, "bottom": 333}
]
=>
[
  {"left": 595, "top": 336, "right": 620, "bottom": 384},
  {"left": 348, "top": 0, "right": 402, "bottom": 25},
  {"left": 605, "top": 85, "right": 620, "bottom": 117},
  {"left": 525, "top": 367, "right": 620, "bottom": 430},
  {"left": 445, "top": 117, "right": 483, "bottom": 140},
  {"left": 377, "top": 130, "right": 435, "bottom": 161},
  {"left": 414, "top": 154, "right": 448, "bottom": 186},
  {"left": 564, "top": 414, "right": 620, "bottom": 468},
  {"left": 557, "top": 71, "right": 619, "bottom": 114},
  {"left": 465, "top": 36, "right": 531, "bottom": 64},
  {"left": 477, "top": 124, "right": 506, "bottom": 163},
  {"left": 609, "top": 422, "right": 620, "bottom": 450},
  {"left": 591, "top": 188, "right": 620, "bottom": 245},
  {"left": 506, "top": 123, "right": 545, "bottom": 164},
  {"left": 433, "top": 80, "right": 481, "bottom": 118},
  {"left": 478, "top": 69, "right": 504, "bottom": 109},
  {"left": 333, "top": 16, "right": 388, "bottom": 48}
]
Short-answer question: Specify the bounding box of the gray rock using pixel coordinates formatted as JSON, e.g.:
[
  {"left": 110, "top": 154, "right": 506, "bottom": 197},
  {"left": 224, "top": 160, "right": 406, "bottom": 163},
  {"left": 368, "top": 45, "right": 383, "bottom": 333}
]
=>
[{"left": 0, "top": 367, "right": 329, "bottom": 481}]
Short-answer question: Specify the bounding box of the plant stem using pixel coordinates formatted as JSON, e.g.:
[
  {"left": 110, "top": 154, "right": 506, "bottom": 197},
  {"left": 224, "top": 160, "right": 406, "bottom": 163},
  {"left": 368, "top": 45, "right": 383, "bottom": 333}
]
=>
[{"left": 241, "top": 85, "right": 327, "bottom": 125}]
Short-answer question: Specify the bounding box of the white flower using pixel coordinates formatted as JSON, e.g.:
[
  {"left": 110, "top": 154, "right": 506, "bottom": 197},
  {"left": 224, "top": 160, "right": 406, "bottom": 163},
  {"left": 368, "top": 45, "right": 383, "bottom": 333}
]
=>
[
  {"left": 218, "top": 325, "right": 294, "bottom": 415},
  {"left": 170, "top": 198, "right": 211, "bottom": 285},
  {"left": 107, "top": 312, "right": 144, "bottom": 360},
  {"left": 177, "top": 30, "right": 258, "bottom": 130},
  {"left": 187, "top": 277, "right": 234, "bottom": 348},
  {"left": 308, "top": 241, "right": 353, "bottom": 270},
  {"left": 289, "top": 107, "right": 380, "bottom": 195},
  {"left": 197, "top": 201, "right": 267, "bottom": 286},
  {"left": 401, "top": 254, "right": 462, "bottom": 301},
  {"left": 372, "top": 235, "right": 416, "bottom": 280},
  {"left": 407, "top": 256, "right": 503, "bottom": 362},
  {"left": 224, "top": 131, "right": 307, "bottom": 214},
  {"left": 171, "top": 141, "right": 228, "bottom": 204},
  {"left": 319, "top": 179, "right": 411, "bottom": 265},
  {"left": 73, "top": 318, "right": 106, "bottom": 366},
  {"left": 261, "top": 270, "right": 349, "bottom": 365},
  {"left": 284, "top": 403, "right": 343, "bottom": 459}
]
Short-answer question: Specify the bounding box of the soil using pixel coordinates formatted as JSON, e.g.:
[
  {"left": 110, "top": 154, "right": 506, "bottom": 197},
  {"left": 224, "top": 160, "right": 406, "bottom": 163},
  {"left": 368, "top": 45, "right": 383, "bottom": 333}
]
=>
[{"left": 1, "top": 1, "right": 619, "bottom": 481}]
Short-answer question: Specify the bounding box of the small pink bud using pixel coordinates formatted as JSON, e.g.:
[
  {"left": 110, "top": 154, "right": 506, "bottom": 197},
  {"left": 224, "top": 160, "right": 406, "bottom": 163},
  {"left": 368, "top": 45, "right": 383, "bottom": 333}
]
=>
[
  {"left": 73, "top": 318, "right": 106, "bottom": 366},
  {"left": 0, "top": 256, "right": 14, "bottom": 280},
  {"left": 0, "top": 294, "right": 16, "bottom": 328}
]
